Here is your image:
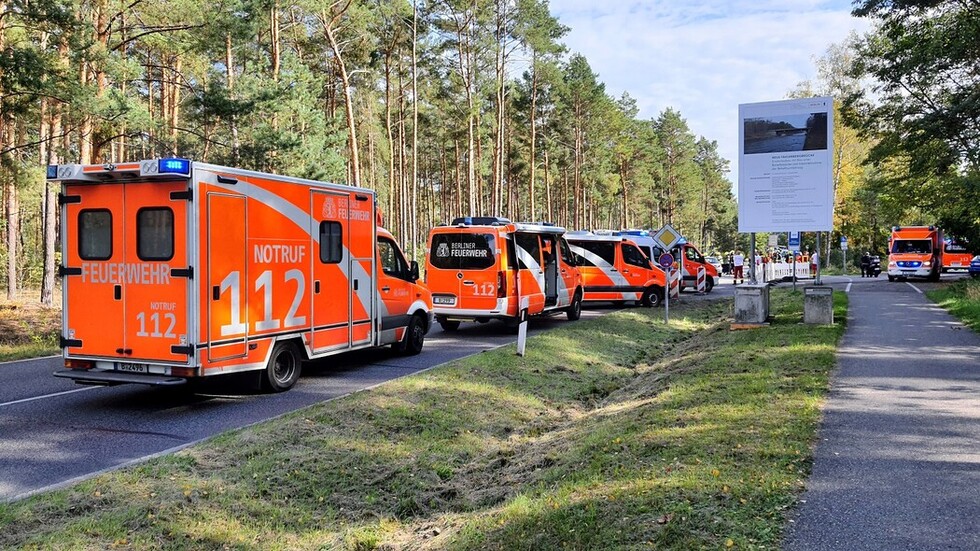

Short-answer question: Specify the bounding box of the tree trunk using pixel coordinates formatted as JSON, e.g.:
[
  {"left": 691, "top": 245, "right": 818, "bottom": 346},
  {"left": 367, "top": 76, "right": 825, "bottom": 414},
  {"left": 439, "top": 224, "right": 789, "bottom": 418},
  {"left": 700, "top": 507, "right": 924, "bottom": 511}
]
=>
[
  {"left": 41, "top": 104, "right": 62, "bottom": 307},
  {"left": 322, "top": 5, "right": 361, "bottom": 187},
  {"left": 225, "top": 33, "right": 239, "bottom": 163}
]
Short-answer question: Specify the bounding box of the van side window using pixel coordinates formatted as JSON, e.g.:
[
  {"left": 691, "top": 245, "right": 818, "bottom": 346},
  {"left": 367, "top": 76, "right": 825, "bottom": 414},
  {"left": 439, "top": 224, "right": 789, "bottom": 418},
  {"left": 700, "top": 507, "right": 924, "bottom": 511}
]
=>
[
  {"left": 685, "top": 247, "right": 702, "bottom": 263},
  {"left": 623, "top": 244, "right": 650, "bottom": 268},
  {"left": 430, "top": 233, "right": 496, "bottom": 270},
  {"left": 572, "top": 241, "right": 616, "bottom": 267},
  {"left": 78, "top": 209, "right": 112, "bottom": 260},
  {"left": 515, "top": 234, "right": 542, "bottom": 269},
  {"left": 378, "top": 238, "right": 409, "bottom": 281},
  {"left": 319, "top": 221, "right": 343, "bottom": 263},
  {"left": 136, "top": 207, "right": 174, "bottom": 261},
  {"left": 559, "top": 238, "right": 576, "bottom": 266}
]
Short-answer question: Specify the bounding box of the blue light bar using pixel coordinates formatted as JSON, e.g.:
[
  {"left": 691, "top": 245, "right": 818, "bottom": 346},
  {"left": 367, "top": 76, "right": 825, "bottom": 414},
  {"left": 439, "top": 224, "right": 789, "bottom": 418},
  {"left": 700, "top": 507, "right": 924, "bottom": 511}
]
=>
[
  {"left": 46, "top": 165, "right": 58, "bottom": 179},
  {"left": 158, "top": 158, "right": 190, "bottom": 175}
]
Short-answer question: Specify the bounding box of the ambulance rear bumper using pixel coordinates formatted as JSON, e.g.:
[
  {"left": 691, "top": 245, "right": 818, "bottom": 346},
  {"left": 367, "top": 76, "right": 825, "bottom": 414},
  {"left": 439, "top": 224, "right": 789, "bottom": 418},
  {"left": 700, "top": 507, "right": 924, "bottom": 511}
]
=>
[{"left": 54, "top": 369, "right": 187, "bottom": 386}]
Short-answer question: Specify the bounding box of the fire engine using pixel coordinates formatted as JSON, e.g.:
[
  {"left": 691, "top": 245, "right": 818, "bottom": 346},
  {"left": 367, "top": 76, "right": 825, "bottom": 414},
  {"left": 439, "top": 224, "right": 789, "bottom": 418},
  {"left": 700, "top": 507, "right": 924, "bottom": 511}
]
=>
[{"left": 49, "top": 158, "right": 432, "bottom": 392}]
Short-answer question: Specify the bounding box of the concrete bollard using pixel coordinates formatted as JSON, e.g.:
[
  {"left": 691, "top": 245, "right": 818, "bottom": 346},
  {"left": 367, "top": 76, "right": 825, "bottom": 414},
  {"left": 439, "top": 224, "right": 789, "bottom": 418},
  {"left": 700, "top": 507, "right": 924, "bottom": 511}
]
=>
[
  {"left": 803, "top": 286, "right": 834, "bottom": 324},
  {"left": 734, "top": 284, "right": 770, "bottom": 325}
]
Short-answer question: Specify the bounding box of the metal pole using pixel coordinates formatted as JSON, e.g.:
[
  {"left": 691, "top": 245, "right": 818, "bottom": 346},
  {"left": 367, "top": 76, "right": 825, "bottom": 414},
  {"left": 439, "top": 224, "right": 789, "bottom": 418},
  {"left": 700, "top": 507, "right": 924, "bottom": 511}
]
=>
[
  {"left": 664, "top": 268, "right": 670, "bottom": 324},
  {"left": 793, "top": 253, "right": 797, "bottom": 291},
  {"left": 750, "top": 233, "right": 757, "bottom": 284}
]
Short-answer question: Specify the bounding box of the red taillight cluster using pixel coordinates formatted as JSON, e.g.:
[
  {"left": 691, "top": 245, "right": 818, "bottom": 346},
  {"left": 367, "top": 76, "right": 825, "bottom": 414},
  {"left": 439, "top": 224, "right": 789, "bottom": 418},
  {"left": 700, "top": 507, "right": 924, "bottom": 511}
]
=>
[
  {"left": 497, "top": 271, "right": 506, "bottom": 297},
  {"left": 65, "top": 359, "right": 94, "bottom": 370}
]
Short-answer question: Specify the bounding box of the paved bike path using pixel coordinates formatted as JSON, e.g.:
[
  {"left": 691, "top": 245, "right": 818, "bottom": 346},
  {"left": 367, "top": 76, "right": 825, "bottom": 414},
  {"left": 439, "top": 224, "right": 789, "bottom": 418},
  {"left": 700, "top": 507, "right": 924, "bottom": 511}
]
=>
[{"left": 784, "top": 281, "right": 980, "bottom": 550}]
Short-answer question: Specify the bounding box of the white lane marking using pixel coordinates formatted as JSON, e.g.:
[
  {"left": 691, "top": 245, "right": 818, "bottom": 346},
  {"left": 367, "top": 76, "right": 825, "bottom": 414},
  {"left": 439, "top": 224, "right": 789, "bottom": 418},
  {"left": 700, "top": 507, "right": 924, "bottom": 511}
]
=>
[
  {"left": 845, "top": 277, "right": 853, "bottom": 293},
  {"left": 906, "top": 281, "right": 923, "bottom": 294},
  {"left": 0, "top": 386, "right": 97, "bottom": 408}
]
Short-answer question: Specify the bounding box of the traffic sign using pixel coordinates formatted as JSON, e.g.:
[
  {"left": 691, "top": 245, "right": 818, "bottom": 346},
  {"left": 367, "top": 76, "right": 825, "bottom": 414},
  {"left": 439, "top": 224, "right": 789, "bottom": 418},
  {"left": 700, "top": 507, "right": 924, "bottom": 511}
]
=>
[
  {"left": 658, "top": 253, "right": 675, "bottom": 269},
  {"left": 653, "top": 224, "right": 683, "bottom": 250},
  {"left": 788, "top": 231, "right": 801, "bottom": 252},
  {"left": 840, "top": 236, "right": 848, "bottom": 251}
]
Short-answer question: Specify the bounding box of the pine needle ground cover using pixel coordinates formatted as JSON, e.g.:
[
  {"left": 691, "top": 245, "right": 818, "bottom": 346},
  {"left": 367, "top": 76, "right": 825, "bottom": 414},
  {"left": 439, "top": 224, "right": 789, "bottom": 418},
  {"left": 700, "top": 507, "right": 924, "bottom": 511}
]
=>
[
  {"left": 0, "top": 290, "right": 60, "bottom": 362},
  {"left": 0, "top": 289, "right": 846, "bottom": 550}
]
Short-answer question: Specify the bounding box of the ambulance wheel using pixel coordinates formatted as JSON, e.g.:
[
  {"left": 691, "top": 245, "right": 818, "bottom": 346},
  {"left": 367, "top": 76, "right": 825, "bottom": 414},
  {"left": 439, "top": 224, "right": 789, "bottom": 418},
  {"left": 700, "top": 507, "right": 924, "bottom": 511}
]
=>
[
  {"left": 437, "top": 317, "right": 460, "bottom": 332},
  {"left": 888, "top": 275, "right": 895, "bottom": 282},
  {"left": 263, "top": 341, "right": 302, "bottom": 392},
  {"left": 395, "top": 314, "right": 426, "bottom": 356},
  {"left": 704, "top": 276, "right": 714, "bottom": 293},
  {"left": 642, "top": 286, "right": 664, "bottom": 308},
  {"left": 566, "top": 291, "right": 583, "bottom": 321}
]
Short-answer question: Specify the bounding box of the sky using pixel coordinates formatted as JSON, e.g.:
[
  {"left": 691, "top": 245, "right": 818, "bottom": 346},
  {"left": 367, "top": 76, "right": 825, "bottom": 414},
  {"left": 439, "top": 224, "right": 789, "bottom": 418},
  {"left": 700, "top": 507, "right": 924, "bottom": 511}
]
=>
[{"left": 546, "top": 0, "right": 872, "bottom": 183}]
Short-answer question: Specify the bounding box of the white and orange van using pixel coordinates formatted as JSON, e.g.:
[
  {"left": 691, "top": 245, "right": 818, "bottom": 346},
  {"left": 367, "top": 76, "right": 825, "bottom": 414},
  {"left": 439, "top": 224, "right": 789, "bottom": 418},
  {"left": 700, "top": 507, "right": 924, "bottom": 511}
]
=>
[
  {"left": 49, "top": 158, "right": 432, "bottom": 392},
  {"left": 942, "top": 238, "right": 972, "bottom": 272},
  {"left": 621, "top": 230, "right": 719, "bottom": 293},
  {"left": 887, "top": 225, "right": 943, "bottom": 281},
  {"left": 425, "top": 217, "right": 584, "bottom": 331},
  {"left": 565, "top": 231, "right": 665, "bottom": 306}
]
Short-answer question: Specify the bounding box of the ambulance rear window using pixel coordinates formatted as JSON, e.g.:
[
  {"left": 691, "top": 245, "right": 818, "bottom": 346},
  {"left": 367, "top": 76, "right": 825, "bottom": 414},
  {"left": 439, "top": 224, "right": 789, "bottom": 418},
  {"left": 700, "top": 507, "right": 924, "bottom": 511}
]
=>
[
  {"left": 78, "top": 209, "right": 112, "bottom": 260},
  {"left": 429, "top": 233, "right": 496, "bottom": 270},
  {"left": 137, "top": 208, "right": 174, "bottom": 261}
]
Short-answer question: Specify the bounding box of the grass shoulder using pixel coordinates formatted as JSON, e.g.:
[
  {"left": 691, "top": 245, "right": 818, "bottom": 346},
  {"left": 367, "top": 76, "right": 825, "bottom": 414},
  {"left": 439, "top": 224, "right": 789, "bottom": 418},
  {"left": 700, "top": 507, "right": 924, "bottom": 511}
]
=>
[
  {"left": 926, "top": 277, "right": 980, "bottom": 332},
  {"left": 0, "top": 288, "right": 847, "bottom": 550},
  {"left": 0, "top": 290, "right": 61, "bottom": 362}
]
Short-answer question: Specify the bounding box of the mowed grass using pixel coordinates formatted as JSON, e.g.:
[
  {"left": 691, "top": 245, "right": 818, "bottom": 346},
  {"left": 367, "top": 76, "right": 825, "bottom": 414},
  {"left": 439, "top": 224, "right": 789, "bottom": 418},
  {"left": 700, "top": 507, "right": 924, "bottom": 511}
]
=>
[
  {"left": 927, "top": 277, "right": 980, "bottom": 332},
  {"left": 0, "top": 289, "right": 847, "bottom": 550}
]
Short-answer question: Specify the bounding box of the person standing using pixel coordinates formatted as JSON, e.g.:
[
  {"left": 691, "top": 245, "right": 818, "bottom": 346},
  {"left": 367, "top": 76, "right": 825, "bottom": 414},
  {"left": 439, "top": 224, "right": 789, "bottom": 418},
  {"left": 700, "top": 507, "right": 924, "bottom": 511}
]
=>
[
  {"left": 860, "top": 251, "right": 871, "bottom": 278},
  {"left": 811, "top": 250, "right": 819, "bottom": 277},
  {"left": 732, "top": 250, "right": 745, "bottom": 284}
]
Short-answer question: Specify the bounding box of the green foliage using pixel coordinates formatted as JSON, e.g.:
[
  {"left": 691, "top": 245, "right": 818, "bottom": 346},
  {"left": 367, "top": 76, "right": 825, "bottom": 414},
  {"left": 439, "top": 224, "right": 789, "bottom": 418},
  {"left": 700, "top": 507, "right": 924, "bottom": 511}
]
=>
[{"left": 927, "top": 277, "right": 980, "bottom": 333}]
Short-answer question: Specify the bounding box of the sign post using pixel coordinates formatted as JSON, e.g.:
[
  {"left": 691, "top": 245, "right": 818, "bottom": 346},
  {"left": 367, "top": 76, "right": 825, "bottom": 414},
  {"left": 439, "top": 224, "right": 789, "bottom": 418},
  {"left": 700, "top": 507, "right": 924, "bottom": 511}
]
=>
[
  {"left": 840, "top": 235, "right": 848, "bottom": 273},
  {"left": 658, "top": 252, "right": 675, "bottom": 324},
  {"left": 789, "top": 231, "right": 801, "bottom": 291}
]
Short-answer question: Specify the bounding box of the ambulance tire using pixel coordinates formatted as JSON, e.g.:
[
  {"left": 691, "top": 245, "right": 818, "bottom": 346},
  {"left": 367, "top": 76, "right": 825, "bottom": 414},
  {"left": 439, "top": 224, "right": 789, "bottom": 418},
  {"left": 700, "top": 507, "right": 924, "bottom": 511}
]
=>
[
  {"left": 642, "top": 286, "right": 664, "bottom": 308},
  {"left": 395, "top": 314, "right": 426, "bottom": 356},
  {"left": 437, "top": 317, "right": 461, "bottom": 332},
  {"left": 263, "top": 341, "right": 302, "bottom": 392},
  {"left": 566, "top": 291, "right": 583, "bottom": 321},
  {"left": 888, "top": 275, "right": 895, "bottom": 282},
  {"left": 704, "top": 276, "right": 714, "bottom": 293}
]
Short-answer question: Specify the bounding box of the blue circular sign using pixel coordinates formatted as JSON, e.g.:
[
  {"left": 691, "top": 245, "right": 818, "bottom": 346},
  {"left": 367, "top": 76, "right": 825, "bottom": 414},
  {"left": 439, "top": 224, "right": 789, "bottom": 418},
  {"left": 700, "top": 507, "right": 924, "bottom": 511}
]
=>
[{"left": 658, "top": 253, "right": 675, "bottom": 269}]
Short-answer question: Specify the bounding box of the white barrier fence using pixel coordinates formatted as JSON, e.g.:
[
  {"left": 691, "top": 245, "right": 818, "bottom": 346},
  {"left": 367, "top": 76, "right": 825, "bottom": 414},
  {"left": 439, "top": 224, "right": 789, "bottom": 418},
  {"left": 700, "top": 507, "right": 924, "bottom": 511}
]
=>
[{"left": 758, "top": 261, "right": 812, "bottom": 282}]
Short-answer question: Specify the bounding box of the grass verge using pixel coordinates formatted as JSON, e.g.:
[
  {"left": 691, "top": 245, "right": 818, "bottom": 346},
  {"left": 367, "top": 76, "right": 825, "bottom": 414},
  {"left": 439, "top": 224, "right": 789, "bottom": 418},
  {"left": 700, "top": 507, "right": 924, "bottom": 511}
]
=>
[
  {"left": 0, "top": 291, "right": 60, "bottom": 362},
  {"left": 0, "top": 288, "right": 847, "bottom": 550},
  {"left": 926, "top": 277, "right": 980, "bottom": 332}
]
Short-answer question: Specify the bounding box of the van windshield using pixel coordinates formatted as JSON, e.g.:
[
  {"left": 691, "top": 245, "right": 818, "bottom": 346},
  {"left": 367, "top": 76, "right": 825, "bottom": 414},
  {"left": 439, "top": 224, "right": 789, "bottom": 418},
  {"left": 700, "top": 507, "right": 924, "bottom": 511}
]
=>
[
  {"left": 430, "top": 233, "right": 496, "bottom": 270},
  {"left": 891, "top": 239, "right": 932, "bottom": 254}
]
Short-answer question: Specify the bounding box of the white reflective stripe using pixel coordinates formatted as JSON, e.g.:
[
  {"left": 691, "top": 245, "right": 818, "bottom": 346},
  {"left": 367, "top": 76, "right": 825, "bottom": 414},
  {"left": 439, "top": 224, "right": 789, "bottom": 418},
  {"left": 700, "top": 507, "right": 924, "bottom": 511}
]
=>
[
  {"left": 515, "top": 244, "right": 545, "bottom": 294},
  {"left": 568, "top": 244, "right": 629, "bottom": 286}
]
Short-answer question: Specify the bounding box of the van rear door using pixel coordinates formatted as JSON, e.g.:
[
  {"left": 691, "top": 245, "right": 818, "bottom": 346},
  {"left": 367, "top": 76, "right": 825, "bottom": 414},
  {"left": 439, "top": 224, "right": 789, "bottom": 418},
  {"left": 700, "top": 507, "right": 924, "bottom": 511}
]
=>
[
  {"left": 63, "top": 180, "right": 190, "bottom": 362},
  {"left": 429, "top": 231, "right": 499, "bottom": 310}
]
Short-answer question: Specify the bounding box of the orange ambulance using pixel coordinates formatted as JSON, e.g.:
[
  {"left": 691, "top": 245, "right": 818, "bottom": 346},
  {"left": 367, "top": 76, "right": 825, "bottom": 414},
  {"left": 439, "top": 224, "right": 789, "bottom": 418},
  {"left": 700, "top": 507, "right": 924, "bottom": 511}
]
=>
[
  {"left": 942, "top": 238, "right": 972, "bottom": 272},
  {"left": 620, "top": 230, "right": 719, "bottom": 292},
  {"left": 887, "top": 225, "right": 943, "bottom": 282},
  {"left": 50, "top": 158, "right": 432, "bottom": 392},
  {"left": 565, "top": 231, "right": 666, "bottom": 306},
  {"left": 425, "top": 217, "right": 584, "bottom": 331}
]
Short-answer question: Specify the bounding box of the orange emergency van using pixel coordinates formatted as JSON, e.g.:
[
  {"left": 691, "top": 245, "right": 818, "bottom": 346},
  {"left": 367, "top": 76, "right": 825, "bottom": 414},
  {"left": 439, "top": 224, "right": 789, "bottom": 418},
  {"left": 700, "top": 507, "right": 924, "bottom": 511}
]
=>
[
  {"left": 887, "top": 225, "right": 943, "bottom": 282},
  {"left": 565, "top": 231, "right": 665, "bottom": 306},
  {"left": 942, "top": 238, "right": 972, "bottom": 272},
  {"left": 425, "top": 217, "right": 584, "bottom": 331},
  {"left": 620, "top": 230, "right": 718, "bottom": 292},
  {"left": 49, "top": 158, "right": 432, "bottom": 392}
]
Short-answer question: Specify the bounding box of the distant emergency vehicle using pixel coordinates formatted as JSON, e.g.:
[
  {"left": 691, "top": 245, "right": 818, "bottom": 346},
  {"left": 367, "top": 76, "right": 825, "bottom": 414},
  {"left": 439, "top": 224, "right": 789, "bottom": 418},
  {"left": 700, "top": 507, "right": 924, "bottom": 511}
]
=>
[
  {"left": 887, "top": 225, "right": 943, "bottom": 282},
  {"left": 942, "top": 239, "right": 972, "bottom": 272},
  {"left": 565, "top": 231, "right": 665, "bottom": 306},
  {"left": 50, "top": 158, "right": 432, "bottom": 392},
  {"left": 620, "top": 229, "right": 718, "bottom": 292},
  {"left": 425, "top": 217, "right": 583, "bottom": 331}
]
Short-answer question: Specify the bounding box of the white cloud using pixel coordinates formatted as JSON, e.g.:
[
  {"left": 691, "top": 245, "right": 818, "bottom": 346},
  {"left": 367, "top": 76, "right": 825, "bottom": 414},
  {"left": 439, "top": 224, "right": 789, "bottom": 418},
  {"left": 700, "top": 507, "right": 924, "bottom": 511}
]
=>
[{"left": 547, "top": 0, "right": 871, "bottom": 180}]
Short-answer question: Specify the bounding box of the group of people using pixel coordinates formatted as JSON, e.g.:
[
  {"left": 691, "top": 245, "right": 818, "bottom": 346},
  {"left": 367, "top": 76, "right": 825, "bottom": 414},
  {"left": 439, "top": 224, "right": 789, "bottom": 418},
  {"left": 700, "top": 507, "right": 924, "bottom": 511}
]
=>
[{"left": 722, "top": 249, "right": 821, "bottom": 284}]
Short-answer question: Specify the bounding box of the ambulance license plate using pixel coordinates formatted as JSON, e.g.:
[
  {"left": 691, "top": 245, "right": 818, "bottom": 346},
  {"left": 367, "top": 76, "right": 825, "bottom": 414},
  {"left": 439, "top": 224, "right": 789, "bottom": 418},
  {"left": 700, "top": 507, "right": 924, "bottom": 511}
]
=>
[
  {"left": 433, "top": 296, "right": 456, "bottom": 306},
  {"left": 117, "top": 362, "right": 147, "bottom": 373}
]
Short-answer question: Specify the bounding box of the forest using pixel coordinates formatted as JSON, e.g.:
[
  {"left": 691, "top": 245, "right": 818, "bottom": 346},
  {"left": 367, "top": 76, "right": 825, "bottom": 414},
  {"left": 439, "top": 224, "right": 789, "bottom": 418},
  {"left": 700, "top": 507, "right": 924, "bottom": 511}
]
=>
[{"left": 2, "top": 0, "right": 979, "bottom": 303}]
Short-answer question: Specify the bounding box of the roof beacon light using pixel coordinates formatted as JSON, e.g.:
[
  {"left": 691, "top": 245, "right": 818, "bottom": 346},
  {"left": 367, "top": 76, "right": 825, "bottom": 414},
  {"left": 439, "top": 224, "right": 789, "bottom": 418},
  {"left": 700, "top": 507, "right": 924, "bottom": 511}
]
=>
[{"left": 159, "top": 158, "right": 191, "bottom": 175}]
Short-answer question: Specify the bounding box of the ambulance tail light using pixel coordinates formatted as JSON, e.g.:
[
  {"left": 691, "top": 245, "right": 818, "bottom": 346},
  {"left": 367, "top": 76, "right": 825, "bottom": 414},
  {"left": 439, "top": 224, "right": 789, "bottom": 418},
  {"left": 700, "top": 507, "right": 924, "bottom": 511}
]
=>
[
  {"left": 65, "top": 359, "right": 95, "bottom": 370},
  {"left": 497, "top": 271, "right": 506, "bottom": 297},
  {"left": 170, "top": 366, "right": 197, "bottom": 378}
]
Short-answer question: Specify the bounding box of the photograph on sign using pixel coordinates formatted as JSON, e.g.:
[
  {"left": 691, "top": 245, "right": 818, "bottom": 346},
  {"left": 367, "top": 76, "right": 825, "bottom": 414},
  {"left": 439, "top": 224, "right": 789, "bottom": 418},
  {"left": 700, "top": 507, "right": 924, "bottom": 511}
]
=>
[{"left": 738, "top": 97, "right": 834, "bottom": 233}]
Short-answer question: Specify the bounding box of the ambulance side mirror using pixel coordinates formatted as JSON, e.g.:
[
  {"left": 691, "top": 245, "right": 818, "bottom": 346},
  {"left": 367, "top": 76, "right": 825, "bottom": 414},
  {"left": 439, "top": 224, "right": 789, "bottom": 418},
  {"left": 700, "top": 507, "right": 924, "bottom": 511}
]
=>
[{"left": 409, "top": 260, "right": 420, "bottom": 282}]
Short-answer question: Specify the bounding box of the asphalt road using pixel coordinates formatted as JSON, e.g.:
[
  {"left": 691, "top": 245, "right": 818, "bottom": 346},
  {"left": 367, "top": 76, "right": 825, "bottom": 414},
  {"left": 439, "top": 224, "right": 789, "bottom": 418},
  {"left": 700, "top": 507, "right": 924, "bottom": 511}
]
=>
[
  {"left": 0, "top": 284, "right": 736, "bottom": 503},
  {"left": 784, "top": 272, "right": 980, "bottom": 550}
]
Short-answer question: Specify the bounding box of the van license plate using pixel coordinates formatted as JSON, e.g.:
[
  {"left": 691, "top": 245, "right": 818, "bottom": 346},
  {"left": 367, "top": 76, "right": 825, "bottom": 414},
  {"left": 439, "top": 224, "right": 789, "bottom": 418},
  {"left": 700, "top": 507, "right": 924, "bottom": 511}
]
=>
[
  {"left": 118, "top": 363, "right": 147, "bottom": 373},
  {"left": 433, "top": 296, "right": 456, "bottom": 306}
]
